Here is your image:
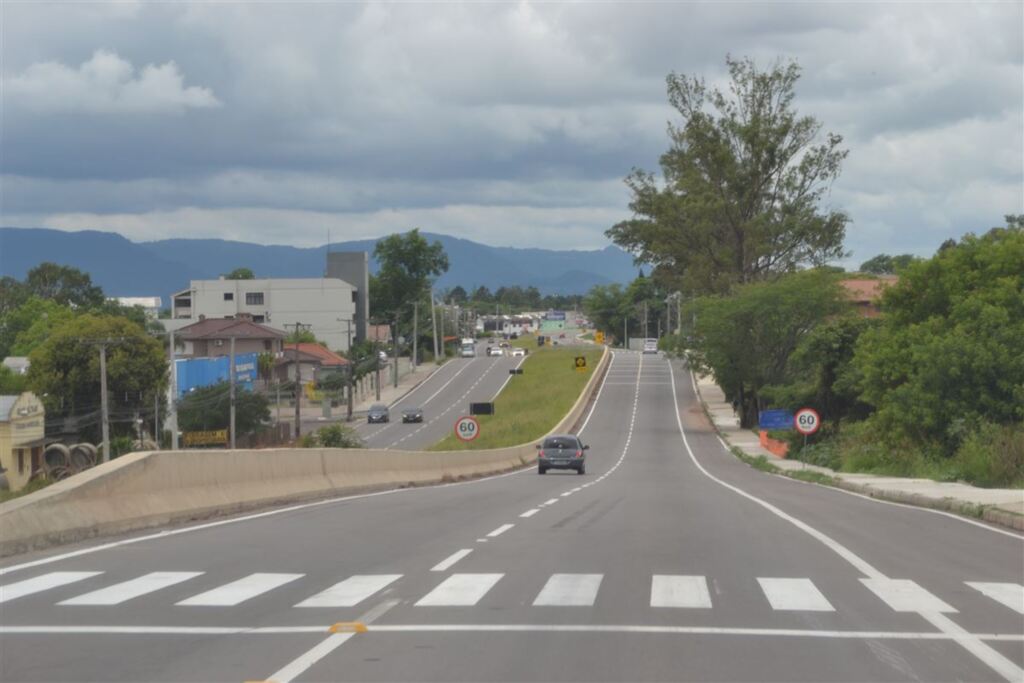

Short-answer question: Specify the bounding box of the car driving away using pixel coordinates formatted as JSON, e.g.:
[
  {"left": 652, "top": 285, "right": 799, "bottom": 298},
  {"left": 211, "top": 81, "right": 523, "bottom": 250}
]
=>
[
  {"left": 401, "top": 407, "right": 423, "bottom": 423},
  {"left": 642, "top": 338, "right": 659, "bottom": 354},
  {"left": 366, "top": 403, "right": 390, "bottom": 423},
  {"left": 486, "top": 345, "right": 503, "bottom": 357},
  {"left": 536, "top": 434, "right": 589, "bottom": 475}
]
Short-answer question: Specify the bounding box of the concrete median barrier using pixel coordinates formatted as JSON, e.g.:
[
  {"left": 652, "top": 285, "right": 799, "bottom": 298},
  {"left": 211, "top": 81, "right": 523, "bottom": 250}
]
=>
[{"left": 0, "top": 347, "right": 610, "bottom": 557}]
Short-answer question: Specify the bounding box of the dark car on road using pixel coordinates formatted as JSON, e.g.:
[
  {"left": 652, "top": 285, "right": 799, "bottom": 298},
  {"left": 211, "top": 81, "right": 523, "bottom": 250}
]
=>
[
  {"left": 402, "top": 407, "right": 424, "bottom": 423},
  {"left": 367, "top": 403, "right": 390, "bottom": 423},
  {"left": 536, "top": 434, "right": 589, "bottom": 475}
]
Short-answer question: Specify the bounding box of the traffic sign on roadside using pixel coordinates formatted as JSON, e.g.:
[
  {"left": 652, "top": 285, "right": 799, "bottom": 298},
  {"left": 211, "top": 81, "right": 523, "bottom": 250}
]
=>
[
  {"left": 794, "top": 408, "right": 821, "bottom": 435},
  {"left": 454, "top": 415, "right": 480, "bottom": 441},
  {"left": 574, "top": 355, "right": 587, "bottom": 372},
  {"left": 594, "top": 331, "right": 605, "bottom": 344}
]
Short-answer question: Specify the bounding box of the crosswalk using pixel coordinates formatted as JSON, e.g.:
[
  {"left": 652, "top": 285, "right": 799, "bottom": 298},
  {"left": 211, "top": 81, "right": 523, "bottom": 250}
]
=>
[{"left": 1, "top": 570, "right": 1022, "bottom": 617}]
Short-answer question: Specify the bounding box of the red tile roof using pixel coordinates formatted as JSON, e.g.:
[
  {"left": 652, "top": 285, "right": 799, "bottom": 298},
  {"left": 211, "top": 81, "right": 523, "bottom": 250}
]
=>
[
  {"left": 177, "top": 318, "right": 286, "bottom": 340},
  {"left": 840, "top": 276, "right": 898, "bottom": 302},
  {"left": 282, "top": 343, "right": 349, "bottom": 366}
]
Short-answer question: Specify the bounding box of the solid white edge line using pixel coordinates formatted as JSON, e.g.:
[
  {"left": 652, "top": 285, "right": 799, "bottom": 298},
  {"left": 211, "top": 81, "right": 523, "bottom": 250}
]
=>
[
  {"left": 576, "top": 349, "right": 615, "bottom": 435},
  {"left": 1, "top": 624, "right": 1021, "bottom": 641},
  {"left": 489, "top": 355, "right": 529, "bottom": 402},
  {"left": 668, "top": 361, "right": 1024, "bottom": 683},
  {"left": 430, "top": 549, "right": 473, "bottom": 573}
]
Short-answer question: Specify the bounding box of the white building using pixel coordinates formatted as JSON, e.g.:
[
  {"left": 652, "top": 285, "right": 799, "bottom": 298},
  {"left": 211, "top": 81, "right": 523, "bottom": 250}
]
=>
[
  {"left": 113, "top": 297, "right": 162, "bottom": 318},
  {"left": 172, "top": 278, "right": 359, "bottom": 352}
]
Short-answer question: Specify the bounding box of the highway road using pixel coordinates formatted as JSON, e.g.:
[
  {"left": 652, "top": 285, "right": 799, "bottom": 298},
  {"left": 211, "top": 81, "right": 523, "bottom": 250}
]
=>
[
  {"left": 1, "top": 350, "right": 1022, "bottom": 682},
  {"left": 351, "top": 342, "right": 522, "bottom": 450}
]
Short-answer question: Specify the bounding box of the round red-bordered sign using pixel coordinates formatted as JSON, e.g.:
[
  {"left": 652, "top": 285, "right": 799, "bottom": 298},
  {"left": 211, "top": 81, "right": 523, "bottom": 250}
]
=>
[
  {"left": 454, "top": 415, "right": 481, "bottom": 442},
  {"left": 794, "top": 408, "right": 821, "bottom": 435}
]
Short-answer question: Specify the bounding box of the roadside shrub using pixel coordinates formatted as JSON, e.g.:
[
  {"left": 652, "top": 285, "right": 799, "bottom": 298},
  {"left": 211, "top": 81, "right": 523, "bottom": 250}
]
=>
[
  {"left": 948, "top": 423, "right": 1024, "bottom": 488},
  {"left": 299, "top": 424, "right": 364, "bottom": 449}
]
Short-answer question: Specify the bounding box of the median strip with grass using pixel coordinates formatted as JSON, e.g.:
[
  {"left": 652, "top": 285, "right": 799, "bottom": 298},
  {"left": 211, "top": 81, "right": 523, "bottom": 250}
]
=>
[{"left": 429, "top": 346, "right": 604, "bottom": 451}]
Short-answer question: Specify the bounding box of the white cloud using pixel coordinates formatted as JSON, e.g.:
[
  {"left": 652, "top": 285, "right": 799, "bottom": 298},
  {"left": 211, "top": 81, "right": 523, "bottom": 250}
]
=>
[{"left": 5, "top": 49, "right": 221, "bottom": 114}]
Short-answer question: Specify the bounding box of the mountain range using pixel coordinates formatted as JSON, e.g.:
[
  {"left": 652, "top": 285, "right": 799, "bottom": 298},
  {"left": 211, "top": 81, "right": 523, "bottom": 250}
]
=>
[{"left": 0, "top": 228, "right": 639, "bottom": 299}]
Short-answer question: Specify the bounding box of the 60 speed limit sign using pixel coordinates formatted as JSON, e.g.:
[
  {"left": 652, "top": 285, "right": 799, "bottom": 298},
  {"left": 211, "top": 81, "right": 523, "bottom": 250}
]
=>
[
  {"left": 794, "top": 408, "right": 821, "bottom": 435},
  {"left": 454, "top": 415, "right": 481, "bottom": 442}
]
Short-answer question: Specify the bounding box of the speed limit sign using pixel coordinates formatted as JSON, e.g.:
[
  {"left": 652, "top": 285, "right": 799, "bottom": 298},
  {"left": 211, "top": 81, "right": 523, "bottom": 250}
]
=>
[
  {"left": 454, "top": 415, "right": 481, "bottom": 442},
  {"left": 794, "top": 408, "right": 821, "bottom": 435}
]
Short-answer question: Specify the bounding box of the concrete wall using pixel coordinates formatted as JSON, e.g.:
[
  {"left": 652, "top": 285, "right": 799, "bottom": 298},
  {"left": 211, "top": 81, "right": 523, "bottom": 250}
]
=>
[{"left": 0, "top": 348, "right": 609, "bottom": 556}]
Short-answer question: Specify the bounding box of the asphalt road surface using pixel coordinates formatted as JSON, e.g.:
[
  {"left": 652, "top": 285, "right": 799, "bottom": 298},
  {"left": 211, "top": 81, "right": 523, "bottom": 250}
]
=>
[{"left": 2, "top": 350, "right": 1022, "bottom": 682}]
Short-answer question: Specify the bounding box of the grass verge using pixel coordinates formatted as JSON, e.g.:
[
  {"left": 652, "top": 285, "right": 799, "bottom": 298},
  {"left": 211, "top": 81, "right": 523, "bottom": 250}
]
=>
[
  {"left": 429, "top": 346, "right": 604, "bottom": 451},
  {"left": 0, "top": 477, "right": 53, "bottom": 504}
]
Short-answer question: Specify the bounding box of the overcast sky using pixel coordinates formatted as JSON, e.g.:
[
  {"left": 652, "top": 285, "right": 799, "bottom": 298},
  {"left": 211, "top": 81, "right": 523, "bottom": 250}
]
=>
[{"left": 2, "top": 1, "right": 1021, "bottom": 267}]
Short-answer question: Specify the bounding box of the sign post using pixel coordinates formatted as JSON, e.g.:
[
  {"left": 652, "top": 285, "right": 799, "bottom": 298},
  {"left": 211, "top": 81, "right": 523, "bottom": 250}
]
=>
[
  {"left": 793, "top": 408, "right": 821, "bottom": 468},
  {"left": 574, "top": 356, "right": 587, "bottom": 373},
  {"left": 454, "top": 415, "right": 480, "bottom": 442}
]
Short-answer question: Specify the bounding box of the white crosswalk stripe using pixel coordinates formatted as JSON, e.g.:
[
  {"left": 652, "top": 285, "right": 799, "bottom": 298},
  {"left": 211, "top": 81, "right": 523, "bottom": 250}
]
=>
[
  {"left": 295, "top": 574, "right": 401, "bottom": 608},
  {"left": 860, "top": 578, "right": 957, "bottom": 613},
  {"left": 0, "top": 572, "right": 103, "bottom": 604},
  {"left": 60, "top": 572, "right": 203, "bottom": 606},
  {"left": 177, "top": 573, "right": 304, "bottom": 606},
  {"left": 965, "top": 582, "right": 1024, "bottom": 615},
  {"left": 533, "top": 573, "right": 603, "bottom": 606},
  {"left": 651, "top": 575, "right": 712, "bottom": 608},
  {"left": 758, "top": 578, "right": 835, "bottom": 612},
  {"left": 416, "top": 573, "right": 504, "bottom": 606}
]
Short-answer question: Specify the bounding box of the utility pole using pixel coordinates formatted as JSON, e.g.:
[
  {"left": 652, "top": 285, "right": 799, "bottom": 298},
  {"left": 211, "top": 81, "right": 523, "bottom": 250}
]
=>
[
  {"left": 643, "top": 301, "right": 649, "bottom": 338},
  {"left": 337, "top": 317, "right": 354, "bottom": 420},
  {"left": 623, "top": 317, "right": 628, "bottom": 350},
  {"left": 430, "top": 290, "right": 439, "bottom": 362},
  {"left": 99, "top": 344, "right": 110, "bottom": 462},
  {"left": 286, "top": 322, "right": 308, "bottom": 440},
  {"left": 154, "top": 392, "right": 159, "bottom": 449},
  {"left": 412, "top": 300, "right": 419, "bottom": 369},
  {"left": 229, "top": 336, "right": 236, "bottom": 449},
  {"left": 392, "top": 319, "right": 399, "bottom": 388},
  {"left": 168, "top": 328, "right": 179, "bottom": 450}
]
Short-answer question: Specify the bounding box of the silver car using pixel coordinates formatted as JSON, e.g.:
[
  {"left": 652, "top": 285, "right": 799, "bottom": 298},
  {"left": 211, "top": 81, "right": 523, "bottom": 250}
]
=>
[{"left": 536, "top": 434, "right": 589, "bottom": 475}]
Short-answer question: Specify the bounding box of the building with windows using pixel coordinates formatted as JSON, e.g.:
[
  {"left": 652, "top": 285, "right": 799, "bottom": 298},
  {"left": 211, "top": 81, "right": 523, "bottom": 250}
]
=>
[
  {"left": 172, "top": 277, "right": 360, "bottom": 352},
  {"left": 174, "top": 318, "right": 286, "bottom": 358},
  {"left": 0, "top": 392, "right": 46, "bottom": 492}
]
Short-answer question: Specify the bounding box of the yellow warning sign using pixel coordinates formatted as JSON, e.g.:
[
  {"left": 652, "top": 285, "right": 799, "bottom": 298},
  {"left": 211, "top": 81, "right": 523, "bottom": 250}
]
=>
[{"left": 575, "top": 356, "right": 587, "bottom": 372}]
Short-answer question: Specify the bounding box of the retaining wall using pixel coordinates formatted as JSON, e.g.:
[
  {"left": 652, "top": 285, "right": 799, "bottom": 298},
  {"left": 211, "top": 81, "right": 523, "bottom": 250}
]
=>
[{"left": 0, "top": 346, "right": 610, "bottom": 556}]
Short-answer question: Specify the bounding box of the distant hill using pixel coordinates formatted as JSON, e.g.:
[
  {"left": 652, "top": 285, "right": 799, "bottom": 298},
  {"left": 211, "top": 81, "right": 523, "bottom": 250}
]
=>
[{"left": 0, "top": 227, "right": 637, "bottom": 299}]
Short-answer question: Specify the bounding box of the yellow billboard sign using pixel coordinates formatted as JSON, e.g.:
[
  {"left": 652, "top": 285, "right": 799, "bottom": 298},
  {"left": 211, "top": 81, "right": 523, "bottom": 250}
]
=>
[{"left": 183, "top": 429, "right": 228, "bottom": 447}]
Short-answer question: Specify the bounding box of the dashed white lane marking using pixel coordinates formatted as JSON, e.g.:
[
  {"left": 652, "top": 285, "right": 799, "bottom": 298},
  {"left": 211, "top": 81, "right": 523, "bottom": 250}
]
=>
[
  {"left": 859, "top": 578, "right": 957, "bottom": 613},
  {"left": 431, "top": 549, "right": 473, "bottom": 573},
  {"left": 415, "top": 573, "right": 504, "bottom": 606},
  {"left": 476, "top": 538, "right": 488, "bottom": 543},
  {"left": 966, "top": 582, "right": 1024, "bottom": 615},
  {"left": 60, "top": 572, "right": 203, "bottom": 606},
  {"left": 671, "top": 362, "right": 1023, "bottom": 682},
  {"left": 533, "top": 573, "right": 603, "bottom": 606},
  {"left": 295, "top": 574, "right": 402, "bottom": 608},
  {"left": 0, "top": 572, "right": 103, "bottom": 603},
  {"left": 543, "top": 498, "right": 559, "bottom": 506},
  {"left": 650, "top": 575, "right": 712, "bottom": 608},
  {"left": 758, "top": 578, "right": 835, "bottom": 612},
  {"left": 486, "top": 524, "right": 514, "bottom": 538},
  {"left": 176, "top": 573, "right": 304, "bottom": 606},
  {"left": 520, "top": 509, "right": 540, "bottom": 518}
]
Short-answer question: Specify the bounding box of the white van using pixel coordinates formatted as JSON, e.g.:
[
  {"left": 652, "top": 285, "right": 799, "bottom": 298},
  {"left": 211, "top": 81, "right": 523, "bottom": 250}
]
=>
[
  {"left": 642, "top": 338, "right": 659, "bottom": 354},
  {"left": 460, "top": 340, "right": 476, "bottom": 358}
]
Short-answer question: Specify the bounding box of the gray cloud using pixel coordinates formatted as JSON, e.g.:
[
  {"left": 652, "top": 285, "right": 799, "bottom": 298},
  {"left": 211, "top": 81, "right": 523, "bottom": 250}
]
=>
[{"left": 1, "top": 1, "right": 1021, "bottom": 268}]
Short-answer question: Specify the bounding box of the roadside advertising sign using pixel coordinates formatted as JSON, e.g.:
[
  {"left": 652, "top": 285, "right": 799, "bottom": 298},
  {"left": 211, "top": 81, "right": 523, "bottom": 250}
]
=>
[{"left": 759, "top": 409, "right": 794, "bottom": 431}]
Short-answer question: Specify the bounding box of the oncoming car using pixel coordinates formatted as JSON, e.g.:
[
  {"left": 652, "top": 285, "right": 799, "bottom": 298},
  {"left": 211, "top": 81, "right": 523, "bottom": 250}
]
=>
[
  {"left": 536, "top": 434, "right": 589, "bottom": 475},
  {"left": 486, "top": 346, "right": 504, "bottom": 357},
  {"left": 510, "top": 347, "right": 526, "bottom": 357},
  {"left": 402, "top": 407, "right": 424, "bottom": 423},
  {"left": 366, "top": 403, "right": 390, "bottom": 423}
]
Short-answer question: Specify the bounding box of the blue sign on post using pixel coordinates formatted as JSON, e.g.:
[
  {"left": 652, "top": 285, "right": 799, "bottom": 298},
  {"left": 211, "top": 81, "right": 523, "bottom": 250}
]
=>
[
  {"left": 759, "top": 409, "right": 794, "bottom": 431},
  {"left": 175, "top": 353, "right": 259, "bottom": 398}
]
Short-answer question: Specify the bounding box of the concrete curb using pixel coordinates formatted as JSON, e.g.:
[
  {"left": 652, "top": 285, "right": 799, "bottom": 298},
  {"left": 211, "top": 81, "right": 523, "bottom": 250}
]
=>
[
  {"left": 0, "top": 347, "right": 610, "bottom": 557},
  {"left": 687, "top": 364, "right": 1024, "bottom": 534}
]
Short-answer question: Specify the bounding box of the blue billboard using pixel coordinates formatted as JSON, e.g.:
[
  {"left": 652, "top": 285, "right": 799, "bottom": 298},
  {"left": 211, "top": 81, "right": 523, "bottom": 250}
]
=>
[
  {"left": 546, "top": 310, "right": 566, "bottom": 321},
  {"left": 175, "top": 353, "right": 258, "bottom": 398},
  {"left": 759, "top": 409, "right": 794, "bottom": 431}
]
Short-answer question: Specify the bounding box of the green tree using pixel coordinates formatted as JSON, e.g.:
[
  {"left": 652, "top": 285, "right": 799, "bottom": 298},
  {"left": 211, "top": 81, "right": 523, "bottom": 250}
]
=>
[
  {"left": 0, "top": 276, "right": 28, "bottom": 316},
  {"left": 225, "top": 267, "right": 255, "bottom": 280},
  {"left": 373, "top": 229, "right": 449, "bottom": 324},
  {"left": 9, "top": 299, "right": 77, "bottom": 356},
  {"left": 607, "top": 56, "right": 848, "bottom": 295},
  {"left": 176, "top": 382, "right": 270, "bottom": 434},
  {"left": 858, "top": 253, "right": 919, "bottom": 274},
  {"left": 852, "top": 223, "right": 1024, "bottom": 450},
  {"left": 0, "top": 365, "right": 28, "bottom": 394},
  {"left": 686, "top": 269, "right": 848, "bottom": 427},
  {"left": 286, "top": 329, "right": 319, "bottom": 344},
  {"left": 26, "top": 314, "right": 167, "bottom": 430},
  {"left": 472, "top": 286, "right": 492, "bottom": 303},
  {"left": 448, "top": 285, "right": 468, "bottom": 304},
  {"left": 24, "top": 262, "right": 105, "bottom": 308}
]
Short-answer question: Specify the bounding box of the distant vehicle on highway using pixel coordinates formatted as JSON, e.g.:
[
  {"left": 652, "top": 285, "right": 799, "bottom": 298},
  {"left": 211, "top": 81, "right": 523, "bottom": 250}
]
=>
[
  {"left": 643, "top": 338, "right": 659, "bottom": 354},
  {"left": 536, "top": 434, "right": 589, "bottom": 475},
  {"left": 486, "top": 346, "right": 503, "bottom": 357},
  {"left": 401, "top": 407, "right": 423, "bottom": 423},
  {"left": 510, "top": 347, "right": 525, "bottom": 357},
  {"left": 460, "top": 338, "right": 476, "bottom": 358},
  {"left": 366, "top": 403, "right": 390, "bottom": 423}
]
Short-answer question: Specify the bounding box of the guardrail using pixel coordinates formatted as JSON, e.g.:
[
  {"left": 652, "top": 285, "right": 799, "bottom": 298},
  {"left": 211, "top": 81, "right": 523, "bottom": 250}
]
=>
[{"left": 0, "top": 346, "right": 610, "bottom": 557}]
